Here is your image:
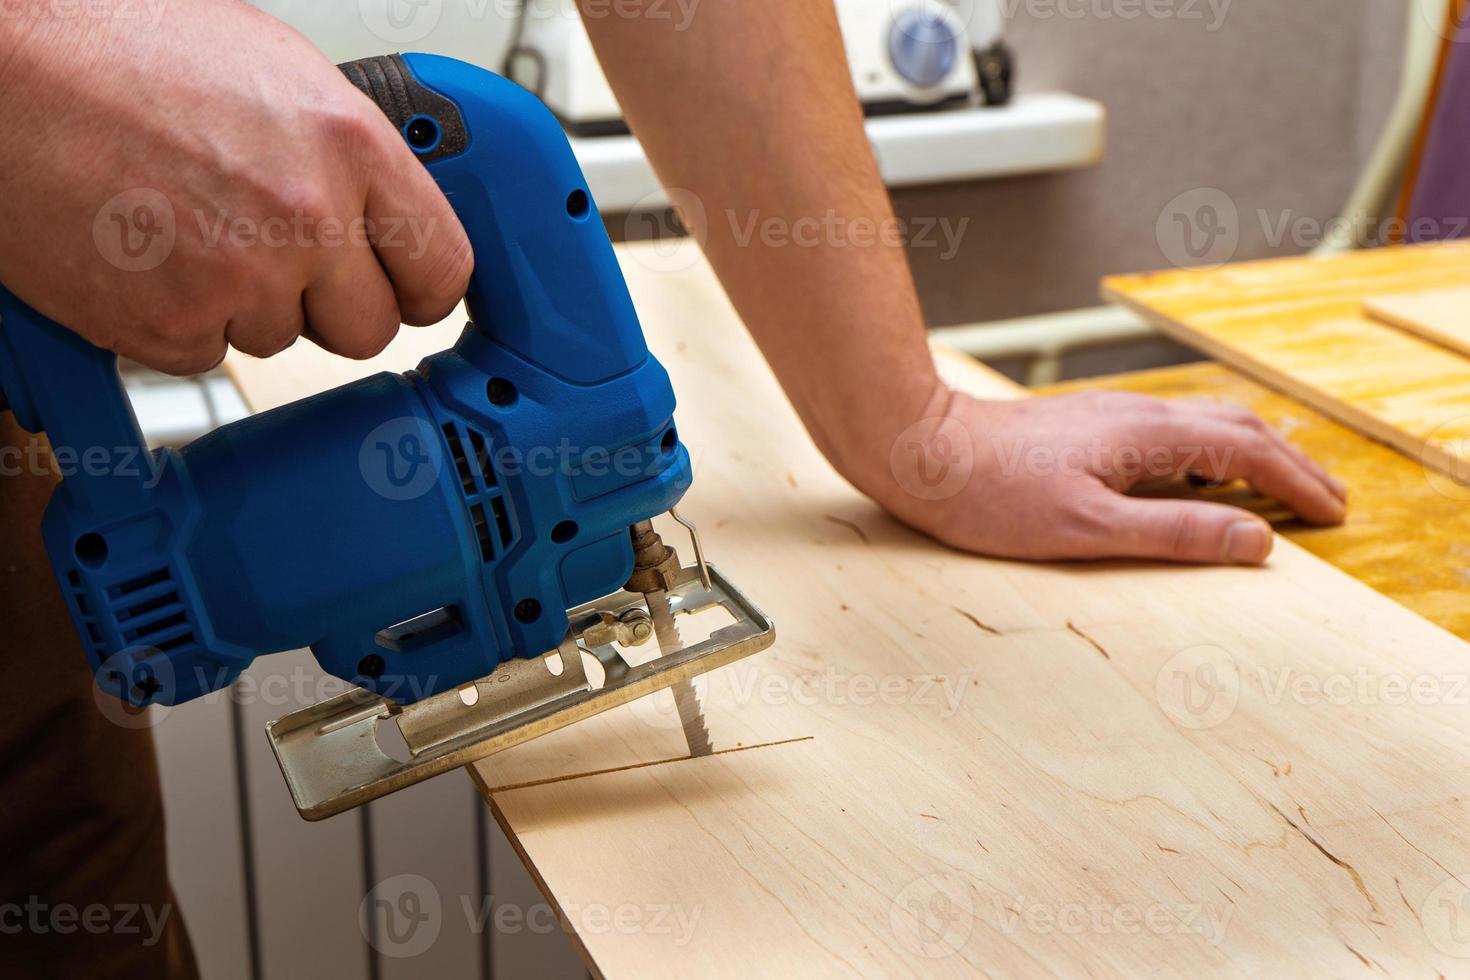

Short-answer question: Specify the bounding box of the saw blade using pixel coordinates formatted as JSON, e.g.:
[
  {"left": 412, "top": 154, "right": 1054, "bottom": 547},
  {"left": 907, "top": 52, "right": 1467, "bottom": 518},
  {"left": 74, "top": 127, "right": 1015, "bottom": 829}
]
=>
[{"left": 646, "top": 589, "right": 712, "bottom": 757}]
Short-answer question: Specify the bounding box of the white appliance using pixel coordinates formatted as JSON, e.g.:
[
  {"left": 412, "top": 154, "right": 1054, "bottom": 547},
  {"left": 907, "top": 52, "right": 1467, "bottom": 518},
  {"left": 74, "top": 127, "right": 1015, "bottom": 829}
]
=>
[{"left": 505, "top": 0, "right": 1013, "bottom": 136}]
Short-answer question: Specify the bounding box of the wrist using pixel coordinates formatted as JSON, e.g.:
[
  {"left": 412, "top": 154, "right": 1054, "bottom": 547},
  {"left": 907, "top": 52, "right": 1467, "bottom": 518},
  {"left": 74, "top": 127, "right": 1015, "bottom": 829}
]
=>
[{"left": 818, "top": 371, "right": 954, "bottom": 503}]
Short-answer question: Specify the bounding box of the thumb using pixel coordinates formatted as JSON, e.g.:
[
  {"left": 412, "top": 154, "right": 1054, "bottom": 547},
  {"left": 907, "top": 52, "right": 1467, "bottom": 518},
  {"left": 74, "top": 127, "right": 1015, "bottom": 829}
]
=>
[{"left": 1080, "top": 493, "right": 1275, "bottom": 565}]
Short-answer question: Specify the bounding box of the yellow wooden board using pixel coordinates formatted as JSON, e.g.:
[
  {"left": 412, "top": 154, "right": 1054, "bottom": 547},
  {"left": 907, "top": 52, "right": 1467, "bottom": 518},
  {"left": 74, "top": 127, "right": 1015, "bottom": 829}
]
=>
[
  {"left": 229, "top": 244, "right": 1470, "bottom": 977},
  {"left": 1044, "top": 362, "right": 1470, "bottom": 642},
  {"left": 1365, "top": 287, "right": 1470, "bottom": 358},
  {"left": 1103, "top": 241, "right": 1470, "bottom": 489}
]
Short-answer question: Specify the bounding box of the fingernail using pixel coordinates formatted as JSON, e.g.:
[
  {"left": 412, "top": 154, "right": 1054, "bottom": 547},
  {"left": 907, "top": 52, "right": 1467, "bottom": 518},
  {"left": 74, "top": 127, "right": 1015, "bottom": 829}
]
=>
[
  {"left": 1327, "top": 475, "right": 1348, "bottom": 501},
  {"left": 1223, "top": 520, "right": 1270, "bottom": 565}
]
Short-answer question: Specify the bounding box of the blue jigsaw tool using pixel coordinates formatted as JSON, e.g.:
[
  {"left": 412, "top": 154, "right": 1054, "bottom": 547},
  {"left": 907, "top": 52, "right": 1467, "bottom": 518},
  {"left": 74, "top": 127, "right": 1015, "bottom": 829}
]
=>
[{"left": 0, "top": 54, "right": 773, "bottom": 819}]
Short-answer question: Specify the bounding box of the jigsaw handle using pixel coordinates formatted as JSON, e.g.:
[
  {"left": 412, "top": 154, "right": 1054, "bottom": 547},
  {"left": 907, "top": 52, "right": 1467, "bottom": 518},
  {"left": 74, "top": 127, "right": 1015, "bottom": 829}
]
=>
[
  {"left": 0, "top": 54, "right": 644, "bottom": 498},
  {"left": 341, "top": 53, "right": 651, "bottom": 385},
  {"left": 0, "top": 291, "right": 151, "bottom": 513}
]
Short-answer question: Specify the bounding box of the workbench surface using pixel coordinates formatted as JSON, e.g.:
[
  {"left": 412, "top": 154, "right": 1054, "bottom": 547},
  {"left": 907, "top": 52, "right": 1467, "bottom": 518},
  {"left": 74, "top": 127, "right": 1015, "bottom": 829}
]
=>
[{"left": 227, "top": 243, "right": 1470, "bottom": 978}]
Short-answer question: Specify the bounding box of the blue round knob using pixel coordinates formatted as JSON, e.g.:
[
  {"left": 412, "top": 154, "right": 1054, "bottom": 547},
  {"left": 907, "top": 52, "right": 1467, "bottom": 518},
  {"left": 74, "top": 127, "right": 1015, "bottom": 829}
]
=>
[{"left": 889, "top": 9, "right": 961, "bottom": 89}]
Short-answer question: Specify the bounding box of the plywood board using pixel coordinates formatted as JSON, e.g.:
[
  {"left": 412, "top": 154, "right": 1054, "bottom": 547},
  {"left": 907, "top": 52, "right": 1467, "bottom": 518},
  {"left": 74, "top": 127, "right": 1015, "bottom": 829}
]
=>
[
  {"left": 1103, "top": 241, "right": 1470, "bottom": 488},
  {"left": 1365, "top": 287, "right": 1470, "bottom": 358},
  {"left": 230, "top": 243, "right": 1470, "bottom": 977}
]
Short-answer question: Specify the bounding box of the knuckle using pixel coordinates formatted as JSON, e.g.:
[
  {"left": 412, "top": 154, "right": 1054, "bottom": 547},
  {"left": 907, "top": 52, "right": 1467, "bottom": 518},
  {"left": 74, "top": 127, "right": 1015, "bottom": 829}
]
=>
[
  {"left": 235, "top": 321, "right": 302, "bottom": 358},
  {"left": 1239, "top": 430, "right": 1273, "bottom": 460},
  {"left": 316, "top": 98, "right": 385, "bottom": 157},
  {"left": 1063, "top": 493, "right": 1115, "bottom": 541},
  {"left": 335, "top": 314, "right": 398, "bottom": 360},
  {"left": 1231, "top": 406, "right": 1267, "bottom": 430},
  {"left": 265, "top": 327, "right": 302, "bottom": 356},
  {"left": 268, "top": 180, "right": 336, "bottom": 225},
  {"left": 1166, "top": 508, "right": 1201, "bottom": 558},
  {"left": 423, "top": 232, "right": 474, "bottom": 301},
  {"left": 1079, "top": 390, "right": 1124, "bottom": 412},
  {"left": 149, "top": 310, "right": 204, "bottom": 348},
  {"left": 359, "top": 322, "right": 398, "bottom": 358},
  {"left": 166, "top": 340, "right": 227, "bottom": 376}
]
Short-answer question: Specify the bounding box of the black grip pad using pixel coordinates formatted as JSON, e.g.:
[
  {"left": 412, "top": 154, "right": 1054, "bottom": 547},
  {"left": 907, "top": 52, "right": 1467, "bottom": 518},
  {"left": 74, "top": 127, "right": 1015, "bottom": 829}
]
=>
[{"left": 339, "top": 54, "right": 469, "bottom": 164}]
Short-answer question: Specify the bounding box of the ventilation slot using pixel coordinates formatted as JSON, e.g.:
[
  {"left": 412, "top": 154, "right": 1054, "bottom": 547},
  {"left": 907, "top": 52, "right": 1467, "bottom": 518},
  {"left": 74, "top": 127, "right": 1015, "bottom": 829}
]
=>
[
  {"left": 467, "top": 430, "right": 495, "bottom": 487},
  {"left": 104, "top": 567, "right": 198, "bottom": 658},
  {"left": 67, "top": 570, "right": 103, "bottom": 658},
  {"left": 439, "top": 420, "right": 516, "bottom": 563},
  {"left": 122, "top": 611, "right": 188, "bottom": 643},
  {"left": 116, "top": 569, "right": 170, "bottom": 596},
  {"left": 469, "top": 503, "right": 494, "bottom": 562},
  {"left": 490, "top": 497, "right": 513, "bottom": 549},
  {"left": 442, "top": 424, "right": 476, "bottom": 497},
  {"left": 151, "top": 633, "right": 195, "bottom": 653},
  {"left": 124, "top": 593, "right": 175, "bottom": 619}
]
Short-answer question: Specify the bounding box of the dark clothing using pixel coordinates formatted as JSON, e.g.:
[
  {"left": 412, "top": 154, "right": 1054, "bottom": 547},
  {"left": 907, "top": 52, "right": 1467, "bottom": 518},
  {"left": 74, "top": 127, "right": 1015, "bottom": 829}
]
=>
[{"left": 0, "top": 414, "right": 198, "bottom": 979}]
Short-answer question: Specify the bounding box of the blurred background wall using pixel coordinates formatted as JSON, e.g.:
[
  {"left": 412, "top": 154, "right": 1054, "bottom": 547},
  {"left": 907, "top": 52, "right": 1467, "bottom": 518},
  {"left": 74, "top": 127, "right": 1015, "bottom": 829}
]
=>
[
  {"left": 255, "top": 0, "right": 1408, "bottom": 330},
  {"left": 900, "top": 0, "right": 1406, "bottom": 324}
]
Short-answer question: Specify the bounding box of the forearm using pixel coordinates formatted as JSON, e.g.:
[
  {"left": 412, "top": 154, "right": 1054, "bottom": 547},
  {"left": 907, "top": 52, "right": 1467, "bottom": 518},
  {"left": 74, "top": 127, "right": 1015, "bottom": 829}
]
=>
[{"left": 579, "top": 1, "right": 942, "bottom": 490}]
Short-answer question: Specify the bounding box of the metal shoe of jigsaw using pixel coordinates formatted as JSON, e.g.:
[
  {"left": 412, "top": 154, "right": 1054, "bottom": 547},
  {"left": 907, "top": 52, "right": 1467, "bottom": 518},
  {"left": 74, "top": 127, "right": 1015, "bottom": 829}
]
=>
[{"left": 0, "top": 54, "right": 774, "bottom": 820}]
